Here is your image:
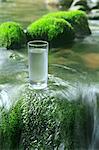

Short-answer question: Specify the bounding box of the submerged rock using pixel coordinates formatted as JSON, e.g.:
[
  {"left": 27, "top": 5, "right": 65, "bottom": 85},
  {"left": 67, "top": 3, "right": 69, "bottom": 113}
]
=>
[
  {"left": 27, "top": 17, "right": 75, "bottom": 47},
  {"left": 0, "top": 22, "right": 26, "bottom": 49}
]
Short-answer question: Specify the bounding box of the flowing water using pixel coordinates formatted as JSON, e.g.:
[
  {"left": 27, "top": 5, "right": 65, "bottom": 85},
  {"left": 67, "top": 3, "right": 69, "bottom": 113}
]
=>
[{"left": 0, "top": 0, "right": 99, "bottom": 149}]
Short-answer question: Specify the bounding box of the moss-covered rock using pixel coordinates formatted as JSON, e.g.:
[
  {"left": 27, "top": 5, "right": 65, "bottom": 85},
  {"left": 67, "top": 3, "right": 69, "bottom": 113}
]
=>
[
  {"left": 43, "top": 10, "right": 91, "bottom": 37},
  {"left": 0, "top": 77, "right": 94, "bottom": 150},
  {"left": 27, "top": 17, "right": 75, "bottom": 47},
  {"left": 0, "top": 22, "right": 26, "bottom": 49},
  {"left": 20, "top": 87, "right": 91, "bottom": 150}
]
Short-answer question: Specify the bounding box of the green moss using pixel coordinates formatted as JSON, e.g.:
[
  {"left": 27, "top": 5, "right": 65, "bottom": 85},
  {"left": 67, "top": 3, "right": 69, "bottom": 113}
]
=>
[
  {"left": 43, "top": 10, "right": 91, "bottom": 37},
  {"left": 27, "top": 17, "right": 75, "bottom": 47},
  {"left": 0, "top": 100, "right": 22, "bottom": 150},
  {"left": 0, "top": 109, "right": 10, "bottom": 149},
  {"left": 0, "top": 22, "right": 26, "bottom": 49},
  {"left": 9, "top": 100, "right": 23, "bottom": 149}
]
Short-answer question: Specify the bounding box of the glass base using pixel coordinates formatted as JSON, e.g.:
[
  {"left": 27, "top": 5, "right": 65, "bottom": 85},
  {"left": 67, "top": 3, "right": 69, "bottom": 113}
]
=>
[{"left": 29, "top": 80, "right": 47, "bottom": 90}]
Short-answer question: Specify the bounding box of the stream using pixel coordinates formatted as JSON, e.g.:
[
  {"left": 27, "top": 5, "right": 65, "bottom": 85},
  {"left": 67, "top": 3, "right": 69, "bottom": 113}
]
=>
[{"left": 0, "top": 0, "right": 99, "bottom": 149}]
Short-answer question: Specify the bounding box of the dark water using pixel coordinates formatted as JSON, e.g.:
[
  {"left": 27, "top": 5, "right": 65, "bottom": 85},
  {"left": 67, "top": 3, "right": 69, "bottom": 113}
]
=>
[{"left": 0, "top": 0, "right": 99, "bottom": 149}]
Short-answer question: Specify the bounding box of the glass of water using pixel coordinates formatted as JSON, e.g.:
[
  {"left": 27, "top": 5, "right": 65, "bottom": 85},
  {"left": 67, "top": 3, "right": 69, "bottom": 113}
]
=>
[{"left": 28, "top": 40, "right": 48, "bottom": 89}]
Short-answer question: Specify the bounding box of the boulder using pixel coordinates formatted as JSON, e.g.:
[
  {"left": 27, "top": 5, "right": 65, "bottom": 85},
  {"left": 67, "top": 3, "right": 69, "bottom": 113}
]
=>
[
  {"left": 43, "top": 10, "right": 91, "bottom": 37},
  {"left": 0, "top": 22, "right": 26, "bottom": 49},
  {"left": 27, "top": 17, "right": 75, "bottom": 47}
]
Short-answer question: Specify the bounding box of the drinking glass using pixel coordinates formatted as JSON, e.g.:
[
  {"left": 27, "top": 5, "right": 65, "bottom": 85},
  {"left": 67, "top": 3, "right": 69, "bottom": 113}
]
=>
[{"left": 28, "top": 40, "right": 48, "bottom": 89}]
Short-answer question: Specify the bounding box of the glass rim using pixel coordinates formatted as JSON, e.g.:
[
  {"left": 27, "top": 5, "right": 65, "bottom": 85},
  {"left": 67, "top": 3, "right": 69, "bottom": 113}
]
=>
[{"left": 28, "top": 40, "right": 48, "bottom": 47}]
